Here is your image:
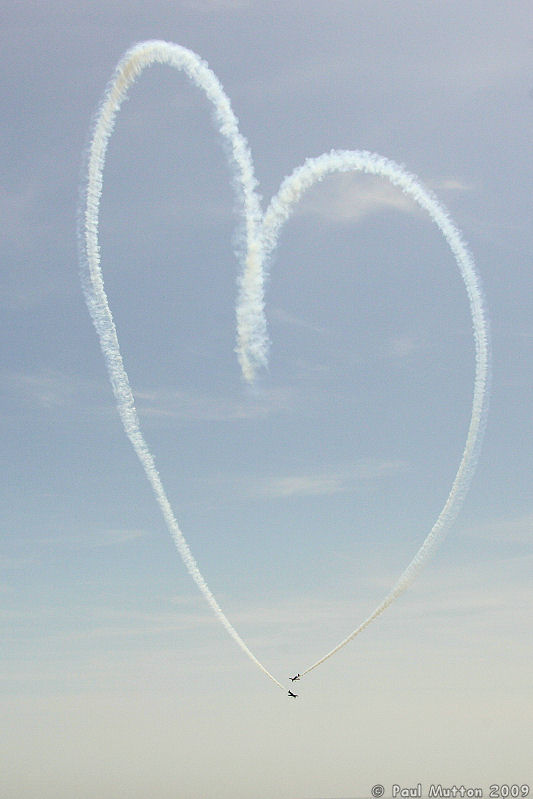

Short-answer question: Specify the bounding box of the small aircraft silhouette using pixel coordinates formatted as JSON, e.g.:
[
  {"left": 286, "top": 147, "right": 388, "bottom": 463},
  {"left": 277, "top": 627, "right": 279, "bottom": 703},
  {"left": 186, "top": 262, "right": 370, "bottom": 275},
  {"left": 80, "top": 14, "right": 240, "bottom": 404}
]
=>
[
  {"left": 289, "top": 674, "right": 300, "bottom": 682},
  {"left": 288, "top": 690, "right": 298, "bottom": 698}
]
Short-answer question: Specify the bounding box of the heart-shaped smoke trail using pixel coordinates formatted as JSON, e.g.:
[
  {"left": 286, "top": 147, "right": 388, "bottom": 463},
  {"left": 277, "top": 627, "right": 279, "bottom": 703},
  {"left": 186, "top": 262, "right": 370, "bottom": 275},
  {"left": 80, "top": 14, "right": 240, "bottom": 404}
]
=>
[{"left": 79, "top": 40, "right": 490, "bottom": 690}]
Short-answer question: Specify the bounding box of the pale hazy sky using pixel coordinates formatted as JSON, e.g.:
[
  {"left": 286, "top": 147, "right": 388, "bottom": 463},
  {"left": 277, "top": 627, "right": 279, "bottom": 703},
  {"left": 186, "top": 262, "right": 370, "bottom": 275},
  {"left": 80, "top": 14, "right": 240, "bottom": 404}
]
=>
[{"left": 2, "top": 2, "right": 532, "bottom": 797}]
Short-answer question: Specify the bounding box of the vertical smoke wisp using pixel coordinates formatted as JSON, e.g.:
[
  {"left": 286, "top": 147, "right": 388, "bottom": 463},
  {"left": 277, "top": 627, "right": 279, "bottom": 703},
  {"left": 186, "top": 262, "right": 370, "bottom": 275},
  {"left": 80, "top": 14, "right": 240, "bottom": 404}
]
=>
[
  {"left": 80, "top": 40, "right": 284, "bottom": 690},
  {"left": 257, "top": 150, "right": 489, "bottom": 676}
]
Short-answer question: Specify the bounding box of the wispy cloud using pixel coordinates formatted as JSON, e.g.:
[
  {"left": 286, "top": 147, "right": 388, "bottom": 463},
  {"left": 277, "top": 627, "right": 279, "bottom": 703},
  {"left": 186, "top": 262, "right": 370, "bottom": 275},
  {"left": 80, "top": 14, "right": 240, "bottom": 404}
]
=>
[
  {"left": 2, "top": 370, "right": 109, "bottom": 411},
  {"left": 386, "top": 335, "right": 421, "bottom": 359},
  {"left": 4, "top": 370, "right": 77, "bottom": 408},
  {"left": 392, "top": 555, "right": 533, "bottom": 637},
  {"left": 248, "top": 460, "right": 407, "bottom": 499},
  {"left": 463, "top": 512, "right": 533, "bottom": 546},
  {"left": 229, "top": 594, "right": 366, "bottom": 629},
  {"left": 135, "top": 385, "right": 293, "bottom": 421},
  {"left": 294, "top": 173, "right": 475, "bottom": 227},
  {"left": 270, "top": 306, "right": 327, "bottom": 335},
  {"left": 0, "top": 601, "right": 215, "bottom": 641},
  {"left": 3, "top": 371, "right": 294, "bottom": 424},
  {"left": 78, "top": 605, "right": 216, "bottom": 640},
  {"left": 37, "top": 528, "right": 150, "bottom": 549},
  {"left": 297, "top": 173, "right": 419, "bottom": 224},
  {"left": 432, "top": 177, "right": 473, "bottom": 193},
  {"left": 3, "top": 370, "right": 295, "bottom": 429}
]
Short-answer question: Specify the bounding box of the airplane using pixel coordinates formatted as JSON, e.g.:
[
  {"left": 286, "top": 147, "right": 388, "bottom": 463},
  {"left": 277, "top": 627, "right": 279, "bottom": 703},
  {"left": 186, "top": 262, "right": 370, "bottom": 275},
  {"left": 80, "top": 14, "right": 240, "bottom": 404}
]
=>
[
  {"left": 288, "top": 690, "right": 298, "bottom": 698},
  {"left": 289, "top": 674, "right": 300, "bottom": 682}
]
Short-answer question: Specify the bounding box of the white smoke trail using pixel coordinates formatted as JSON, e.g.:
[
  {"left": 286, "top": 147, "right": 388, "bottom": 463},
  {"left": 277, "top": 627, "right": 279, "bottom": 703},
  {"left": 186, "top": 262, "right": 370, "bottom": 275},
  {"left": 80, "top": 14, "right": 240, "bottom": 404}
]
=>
[
  {"left": 81, "top": 41, "right": 489, "bottom": 688},
  {"left": 257, "top": 150, "right": 489, "bottom": 676},
  {"left": 80, "top": 40, "right": 284, "bottom": 690}
]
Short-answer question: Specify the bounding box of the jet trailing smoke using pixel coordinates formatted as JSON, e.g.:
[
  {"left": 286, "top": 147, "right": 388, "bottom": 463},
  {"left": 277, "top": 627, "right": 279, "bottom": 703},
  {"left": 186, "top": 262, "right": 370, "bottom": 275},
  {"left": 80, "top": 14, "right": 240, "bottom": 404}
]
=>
[{"left": 80, "top": 40, "right": 490, "bottom": 691}]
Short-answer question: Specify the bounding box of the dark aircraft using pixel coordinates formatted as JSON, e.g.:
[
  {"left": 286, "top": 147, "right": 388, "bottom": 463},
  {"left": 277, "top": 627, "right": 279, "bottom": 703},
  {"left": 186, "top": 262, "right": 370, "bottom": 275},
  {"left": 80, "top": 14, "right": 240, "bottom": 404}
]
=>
[
  {"left": 289, "top": 674, "right": 300, "bottom": 682},
  {"left": 288, "top": 690, "right": 298, "bottom": 698}
]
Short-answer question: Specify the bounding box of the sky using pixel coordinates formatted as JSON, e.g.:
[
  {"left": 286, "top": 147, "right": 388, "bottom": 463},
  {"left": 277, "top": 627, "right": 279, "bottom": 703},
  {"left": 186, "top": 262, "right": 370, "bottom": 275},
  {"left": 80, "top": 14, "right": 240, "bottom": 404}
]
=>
[{"left": 2, "top": 1, "right": 532, "bottom": 797}]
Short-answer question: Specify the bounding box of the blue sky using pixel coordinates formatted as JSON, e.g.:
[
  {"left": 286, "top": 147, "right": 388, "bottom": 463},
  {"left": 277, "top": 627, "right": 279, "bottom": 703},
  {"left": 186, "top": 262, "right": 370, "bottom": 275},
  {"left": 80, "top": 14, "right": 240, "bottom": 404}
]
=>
[{"left": 2, "top": 2, "right": 532, "bottom": 797}]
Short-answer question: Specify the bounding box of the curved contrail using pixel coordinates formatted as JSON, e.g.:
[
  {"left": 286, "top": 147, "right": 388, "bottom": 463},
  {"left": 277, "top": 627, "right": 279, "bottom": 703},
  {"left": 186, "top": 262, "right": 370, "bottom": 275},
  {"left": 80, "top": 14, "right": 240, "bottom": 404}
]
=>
[
  {"left": 79, "top": 40, "right": 283, "bottom": 690},
  {"left": 258, "top": 151, "right": 490, "bottom": 676},
  {"left": 80, "top": 41, "right": 490, "bottom": 689}
]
